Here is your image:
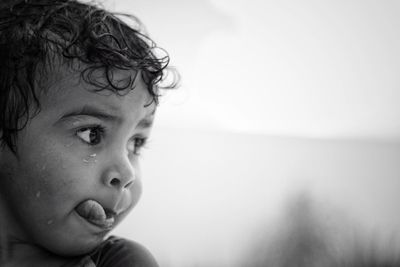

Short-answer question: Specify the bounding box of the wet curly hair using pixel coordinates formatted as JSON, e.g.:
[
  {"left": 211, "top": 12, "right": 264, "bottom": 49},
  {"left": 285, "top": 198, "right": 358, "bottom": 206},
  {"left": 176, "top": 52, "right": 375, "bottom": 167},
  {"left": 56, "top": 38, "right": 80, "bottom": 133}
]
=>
[{"left": 0, "top": 0, "right": 179, "bottom": 153}]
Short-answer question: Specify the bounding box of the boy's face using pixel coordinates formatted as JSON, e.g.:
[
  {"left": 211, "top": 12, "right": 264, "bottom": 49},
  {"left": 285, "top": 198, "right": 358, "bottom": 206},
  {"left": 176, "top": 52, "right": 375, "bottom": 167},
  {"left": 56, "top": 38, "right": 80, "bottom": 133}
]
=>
[{"left": 0, "top": 66, "right": 155, "bottom": 256}]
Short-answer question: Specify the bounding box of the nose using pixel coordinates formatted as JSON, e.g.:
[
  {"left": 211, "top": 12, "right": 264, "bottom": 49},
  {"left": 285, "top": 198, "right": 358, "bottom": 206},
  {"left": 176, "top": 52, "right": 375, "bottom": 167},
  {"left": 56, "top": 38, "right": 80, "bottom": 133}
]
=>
[{"left": 102, "top": 155, "right": 136, "bottom": 190}]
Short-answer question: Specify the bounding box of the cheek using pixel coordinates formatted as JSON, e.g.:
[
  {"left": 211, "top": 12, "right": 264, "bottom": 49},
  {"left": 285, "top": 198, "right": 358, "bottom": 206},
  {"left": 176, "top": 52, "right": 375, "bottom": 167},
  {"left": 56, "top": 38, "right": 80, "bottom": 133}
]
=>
[
  {"left": 23, "top": 145, "right": 91, "bottom": 203},
  {"left": 0, "top": 146, "right": 83, "bottom": 226},
  {"left": 114, "top": 179, "right": 143, "bottom": 225},
  {"left": 126, "top": 162, "right": 143, "bottom": 208},
  {"left": 130, "top": 178, "right": 143, "bottom": 207}
]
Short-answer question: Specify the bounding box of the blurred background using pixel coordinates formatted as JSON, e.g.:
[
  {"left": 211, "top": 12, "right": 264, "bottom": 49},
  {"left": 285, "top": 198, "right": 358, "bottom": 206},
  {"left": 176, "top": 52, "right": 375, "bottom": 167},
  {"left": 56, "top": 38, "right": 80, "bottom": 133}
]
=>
[{"left": 105, "top": 0, "right": 400, "bottom": 266}]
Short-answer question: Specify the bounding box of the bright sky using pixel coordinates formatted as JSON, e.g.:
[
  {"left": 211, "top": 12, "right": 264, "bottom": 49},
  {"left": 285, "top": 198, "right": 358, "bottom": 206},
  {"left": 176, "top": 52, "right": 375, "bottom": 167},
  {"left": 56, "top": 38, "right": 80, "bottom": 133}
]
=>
[{"left": 109, "top": 0, "right": 400, "bottom": 139}]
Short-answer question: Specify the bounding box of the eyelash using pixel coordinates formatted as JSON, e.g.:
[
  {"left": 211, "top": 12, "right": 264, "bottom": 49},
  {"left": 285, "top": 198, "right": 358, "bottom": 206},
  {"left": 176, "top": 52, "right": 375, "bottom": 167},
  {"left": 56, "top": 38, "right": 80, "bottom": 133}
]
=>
[{"left": 75, "top": 125, "right": 148, "bottom": 155}]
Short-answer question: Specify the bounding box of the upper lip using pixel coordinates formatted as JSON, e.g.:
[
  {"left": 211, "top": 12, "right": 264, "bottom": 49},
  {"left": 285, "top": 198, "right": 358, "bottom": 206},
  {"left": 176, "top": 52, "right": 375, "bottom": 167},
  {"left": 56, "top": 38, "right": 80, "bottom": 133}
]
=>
[{"left": 106, "top": 194, "right": 132, "bottom": 216}]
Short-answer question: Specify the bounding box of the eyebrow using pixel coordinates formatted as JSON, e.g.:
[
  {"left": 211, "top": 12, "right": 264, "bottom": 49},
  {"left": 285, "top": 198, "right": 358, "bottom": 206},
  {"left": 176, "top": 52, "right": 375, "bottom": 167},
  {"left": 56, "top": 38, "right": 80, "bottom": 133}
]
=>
[
  {"left": 137, "top": 117, "right": 153, "bottom": 129},
  {"left": 60, "top": 105, "right": 156, "bottom": 129},
  {"left": 61, "top": 105, "right": 120, "bottom": 122}
]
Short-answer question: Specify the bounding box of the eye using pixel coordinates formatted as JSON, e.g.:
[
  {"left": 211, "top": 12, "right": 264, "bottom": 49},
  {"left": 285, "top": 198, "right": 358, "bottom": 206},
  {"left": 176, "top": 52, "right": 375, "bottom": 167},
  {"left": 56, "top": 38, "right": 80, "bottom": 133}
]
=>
[
  {"left": 76, "top": 126, "right": 104, "bottom": 145},
  {"left": 127, "top": 137, "right": 147, "bottom": 156}
]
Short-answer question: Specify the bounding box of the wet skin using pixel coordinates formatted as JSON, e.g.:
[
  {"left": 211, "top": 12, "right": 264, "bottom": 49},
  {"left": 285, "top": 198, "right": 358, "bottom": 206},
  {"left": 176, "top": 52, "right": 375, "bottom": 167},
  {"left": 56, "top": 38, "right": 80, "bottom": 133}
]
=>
[{"left": 0, "top": 66, "right": 155, "bottom": 260}]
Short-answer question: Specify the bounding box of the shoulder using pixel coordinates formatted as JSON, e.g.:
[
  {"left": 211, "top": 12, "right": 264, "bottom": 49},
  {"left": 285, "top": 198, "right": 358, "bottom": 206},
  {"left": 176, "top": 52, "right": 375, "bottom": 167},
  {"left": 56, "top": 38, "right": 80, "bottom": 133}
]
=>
[{"left": 90, "top": 236, "right": 159, "bottom": 267}]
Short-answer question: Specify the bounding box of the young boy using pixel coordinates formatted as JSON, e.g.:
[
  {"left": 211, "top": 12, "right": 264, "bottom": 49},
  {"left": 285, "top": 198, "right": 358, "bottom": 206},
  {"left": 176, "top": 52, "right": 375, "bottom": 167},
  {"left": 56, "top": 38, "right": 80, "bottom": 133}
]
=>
[{"left": 0, "top": 0, "right": 177, "bottom": 266}]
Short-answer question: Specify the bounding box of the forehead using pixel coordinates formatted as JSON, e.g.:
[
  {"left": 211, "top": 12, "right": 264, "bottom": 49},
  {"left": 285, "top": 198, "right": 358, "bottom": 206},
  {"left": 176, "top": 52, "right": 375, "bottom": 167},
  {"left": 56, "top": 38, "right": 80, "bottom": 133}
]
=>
[{"left": 39, "top": 65, "right": 155, "bottom": 120}]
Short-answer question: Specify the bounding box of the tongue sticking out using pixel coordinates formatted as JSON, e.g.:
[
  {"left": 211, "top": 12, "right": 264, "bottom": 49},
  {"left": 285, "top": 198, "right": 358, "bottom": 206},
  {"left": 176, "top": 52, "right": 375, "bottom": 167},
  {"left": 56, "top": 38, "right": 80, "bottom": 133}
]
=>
[{"left": 75, "top": 200, "right": 114, "bottom": 228}]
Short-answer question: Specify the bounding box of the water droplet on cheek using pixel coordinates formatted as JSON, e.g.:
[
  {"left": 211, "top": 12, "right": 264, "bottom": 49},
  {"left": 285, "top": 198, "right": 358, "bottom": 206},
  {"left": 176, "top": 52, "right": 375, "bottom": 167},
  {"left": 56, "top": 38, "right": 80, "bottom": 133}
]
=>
[
  {"left": 47, "top": 220, "right": 53, "bottom": 225},
  {"left": 65, "top": 141, "right": 74, "bottom": 148},
  {"left": 36, "top": 191, "right": 41, "bottom": 198},
  {"left": 41, "top": 164, "right": 47, "bottom": 171},
  {"left": 83, "top": 154, "right": 98, "bottom": 164}
]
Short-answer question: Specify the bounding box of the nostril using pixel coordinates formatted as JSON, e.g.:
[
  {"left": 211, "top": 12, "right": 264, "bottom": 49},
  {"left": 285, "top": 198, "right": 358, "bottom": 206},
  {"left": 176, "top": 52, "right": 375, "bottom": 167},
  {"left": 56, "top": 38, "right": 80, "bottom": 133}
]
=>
[
  {"left": 124, "top": 180, "right": 134, "bottom": 189},
  {"left": 110, "top": 178, "right": 120, "bottom": 187}
]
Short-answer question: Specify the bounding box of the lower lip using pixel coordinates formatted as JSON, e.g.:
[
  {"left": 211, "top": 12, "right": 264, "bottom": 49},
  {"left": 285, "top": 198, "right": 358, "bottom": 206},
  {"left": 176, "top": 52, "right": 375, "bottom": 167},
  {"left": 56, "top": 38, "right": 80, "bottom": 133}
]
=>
[{"left": 74, "top": 210, "right": 114, "bottom": 232}]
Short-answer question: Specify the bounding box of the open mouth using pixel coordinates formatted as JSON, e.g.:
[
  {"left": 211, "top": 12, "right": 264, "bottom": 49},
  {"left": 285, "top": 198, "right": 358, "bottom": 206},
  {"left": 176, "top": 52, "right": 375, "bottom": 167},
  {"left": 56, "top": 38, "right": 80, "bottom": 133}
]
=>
[{"left": 75, "top": 199, "right": 115, "bottom": 229}]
